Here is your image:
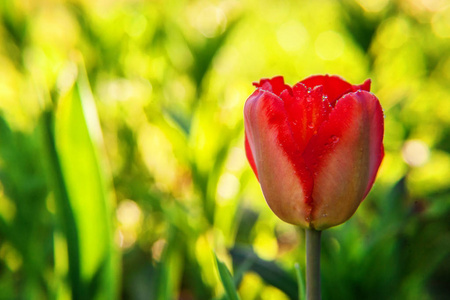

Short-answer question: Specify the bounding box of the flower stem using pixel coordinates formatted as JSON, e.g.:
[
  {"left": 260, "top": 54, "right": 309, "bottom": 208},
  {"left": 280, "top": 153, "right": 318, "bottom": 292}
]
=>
[{"left": 306, "top": 228, "right": 321, "bottom": 300}]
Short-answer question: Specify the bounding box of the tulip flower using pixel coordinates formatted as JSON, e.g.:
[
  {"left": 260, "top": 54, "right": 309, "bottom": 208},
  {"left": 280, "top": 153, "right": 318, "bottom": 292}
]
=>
[{"left": 244, "top": 75, "right": 384, "bottom": 230}]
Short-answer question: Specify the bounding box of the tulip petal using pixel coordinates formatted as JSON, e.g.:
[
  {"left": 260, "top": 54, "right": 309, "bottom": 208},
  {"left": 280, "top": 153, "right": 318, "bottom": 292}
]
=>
[
  {"left": 302, "top": 91, "right": 384, "bottom": 230},
  {"left": 281, "top": 83, "right": 331, "bottom": 154},
  {"left": 245, "top": 135, "right": 258, "bottom": 179},
  {"left": 244, "top": 89, "right": 313, "bottom": 226},
  {"left": 254, "top": 76, "right": 291, "bottom": 96},
  {"left": 301, "top": 75, "right": 371, "bottom": 105}
]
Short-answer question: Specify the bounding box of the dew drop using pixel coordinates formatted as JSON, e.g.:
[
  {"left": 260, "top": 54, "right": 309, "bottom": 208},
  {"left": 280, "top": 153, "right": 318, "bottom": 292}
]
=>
[
  {"left": 308, "top": 123, "right": 314, "bottom": 129},
  {"left": 330, "top": 135, "right": 339, "bottom": 143}
]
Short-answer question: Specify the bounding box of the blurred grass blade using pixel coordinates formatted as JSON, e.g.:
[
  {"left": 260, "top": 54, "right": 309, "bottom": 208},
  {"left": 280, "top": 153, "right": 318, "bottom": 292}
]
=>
[
  {"left": 50, "top": 62, "right": 117, "bottom": 299},
  {"left": 215, "top": 253, "right": 240, "bottom": 300},
  {"left": 295, "top": 263, "right": 305, "bottom": 300},
  {"left": 155, "top": 223, "right": 184, "bottom": 300},
  {"left": 230, "top": 246, "right": 297, "bottom": 300}
]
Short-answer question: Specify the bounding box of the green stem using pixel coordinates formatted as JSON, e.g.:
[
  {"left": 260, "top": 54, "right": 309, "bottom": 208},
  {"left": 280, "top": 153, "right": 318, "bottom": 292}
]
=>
[{"left": 306, "top": 228, "right": 321, "bottom": 300}]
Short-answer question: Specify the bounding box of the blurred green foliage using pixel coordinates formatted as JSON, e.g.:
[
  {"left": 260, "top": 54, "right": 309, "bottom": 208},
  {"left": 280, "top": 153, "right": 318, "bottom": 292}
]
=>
[{"left": 0, "top": 0, "right": 449, "bottom": 299}]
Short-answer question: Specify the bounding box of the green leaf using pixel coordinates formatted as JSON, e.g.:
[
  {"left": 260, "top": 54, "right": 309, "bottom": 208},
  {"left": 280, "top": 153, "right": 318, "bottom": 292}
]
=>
[
  {"left": 215, "top": 253, "right": 240, "bottom": 300},
  {"left": 156, "top": 225, "right": 184, "bottom": 300},
  {"left": 295, "top": 263, "right": 305, "bottom": 300},
  {"left": 48, "top": 63, "right": 118, "bottom": 299}
]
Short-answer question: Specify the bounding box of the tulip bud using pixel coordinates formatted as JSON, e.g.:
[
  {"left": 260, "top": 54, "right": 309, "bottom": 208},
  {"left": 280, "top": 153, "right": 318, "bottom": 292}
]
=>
[{"left": 244, "top": 75, "right": 384, "bottom": 230}]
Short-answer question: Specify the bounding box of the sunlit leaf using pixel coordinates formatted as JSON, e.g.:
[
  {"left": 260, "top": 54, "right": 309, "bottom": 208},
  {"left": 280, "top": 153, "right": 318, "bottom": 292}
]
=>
[{"left": 51, "top": 63, "right": 117, "bottom": 299}]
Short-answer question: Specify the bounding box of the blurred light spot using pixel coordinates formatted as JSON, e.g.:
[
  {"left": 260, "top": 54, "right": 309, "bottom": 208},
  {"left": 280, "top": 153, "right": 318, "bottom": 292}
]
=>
[
  {"left": 105, "top": 79, "right": 135, "bottom": 102},
  {"left": 165, "top": 79, "right": 186, "bottom": 102},
  {"left": 402, "top": 139, "right": 430, "bottom": 167},
  {"left": 421, "top": 0, "right": 448, "bottom": 11},
  {"left": 432, "top": 6, "right": 450, "bottom": 38},
  {"left": 315, "top": 31, "right": 344, "bottom": 60},
  {"left": 217, "top": 173, "right": 240, "bottom": 202},
  {"left": 239, "top": 272, "right": 263, "bottom": 299},
  {"left": 276, "top": 20, "right": 309, "bottom": 52},
  {"left": 46, "top": 196, "right": 55, "bottom": 214},
  {"left": 226, "top": 147, "right": 246, "bottom": 172},
  {"left": 356, "top": 0, "right": 389, "bottom": 12},
  {"left": 126, "top": 15, "right": 147, "bottom": 38},
  {"left": 254, "top": 229, "right": 278, "bottom": 260},
  {"left": 377, "top": 17, "right": 410, "bottom": 49},
  {"left": 261, "top": 286, "right": 289, "bottom": 300},
  {"left": 116, "top": 200, "right": 142, "bottom": 249},
  {"left": 275, "top": 224, "right": 298, "bottom": 254},
  {"left": 117, "top": 199, "right": 142, "bottom": 228},
  {"left": 0, "top": 185, "right": 16, "bottom": 222},
  {"left": 98, "top": 78, "right": 152, "bottom": 105},
  {"left": 0, "top": 243, "right": 22, "bottom": 272},
  {"left": 140, "top": 125, "right": 177, "bottom": 191},
  {"left": 56, "top": 62, "right": 78, "bottom": 95},
  {"left": 152, "top": 239, "right": 166, "bottom": 262},
  {"left": 190, "top": 5, "right": 227, "bottom": 38},
  {"left": 115, "top": 229, "right": 137, "bottom": 249},
  {"left": 31, "top": 6, "right": 79, "bottom": 51}
]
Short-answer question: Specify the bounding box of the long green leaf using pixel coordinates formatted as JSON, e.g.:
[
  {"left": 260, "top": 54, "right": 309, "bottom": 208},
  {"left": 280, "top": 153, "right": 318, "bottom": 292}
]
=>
[
  {"left": 50, "top": 63, "right": 117, "bottom": 299},
  {"left": 215, "top": 254, "right": 240, "bottom": 300}
]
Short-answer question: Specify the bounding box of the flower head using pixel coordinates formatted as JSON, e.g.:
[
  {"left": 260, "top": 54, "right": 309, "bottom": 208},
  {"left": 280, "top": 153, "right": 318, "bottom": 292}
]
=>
[{"left": 244, "top": 75, "right": 384, "bottom": 230}]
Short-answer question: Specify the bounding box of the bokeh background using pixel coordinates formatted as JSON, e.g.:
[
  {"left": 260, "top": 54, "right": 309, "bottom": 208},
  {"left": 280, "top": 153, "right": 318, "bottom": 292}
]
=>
[{"left": 0, "top": 0, "right": 449, "bottom": 299}]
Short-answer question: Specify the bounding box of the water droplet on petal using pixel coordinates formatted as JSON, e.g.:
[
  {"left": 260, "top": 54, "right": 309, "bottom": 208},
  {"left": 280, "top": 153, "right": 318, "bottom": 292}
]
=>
[
  {"left": 322, "top": 213, "right": 328, "bottom": 217},
  {"left": 330, "top": 135, "right": 339, "bottom": 143},
  {"left": 308, "top": 123, "right": 314, "bottom": 129}
]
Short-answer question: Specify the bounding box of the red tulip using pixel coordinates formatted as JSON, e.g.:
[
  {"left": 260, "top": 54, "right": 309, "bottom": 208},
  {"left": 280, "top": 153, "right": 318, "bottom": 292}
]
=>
[{"left": 244, "top": 75, "right": 384, "bottom": 230}]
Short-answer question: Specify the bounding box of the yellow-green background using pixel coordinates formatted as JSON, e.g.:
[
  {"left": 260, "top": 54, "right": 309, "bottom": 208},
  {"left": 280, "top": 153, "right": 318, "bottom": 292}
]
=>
[{"left": 0, "top": 0, "right": 449, "bottom": 299}]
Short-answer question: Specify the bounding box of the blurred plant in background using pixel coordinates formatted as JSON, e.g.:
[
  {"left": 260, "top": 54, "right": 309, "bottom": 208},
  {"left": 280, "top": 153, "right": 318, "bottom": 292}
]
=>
[{"left": 0, "top": 0, "right": 449, "bottom": 299}]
